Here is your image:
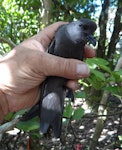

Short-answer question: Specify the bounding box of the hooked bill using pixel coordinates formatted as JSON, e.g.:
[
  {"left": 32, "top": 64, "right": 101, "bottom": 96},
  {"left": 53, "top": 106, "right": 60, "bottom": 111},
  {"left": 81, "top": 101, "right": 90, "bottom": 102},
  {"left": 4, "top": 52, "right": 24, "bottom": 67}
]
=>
[{"left": 87, "top": 35, "right": 96, "bottom": 46}]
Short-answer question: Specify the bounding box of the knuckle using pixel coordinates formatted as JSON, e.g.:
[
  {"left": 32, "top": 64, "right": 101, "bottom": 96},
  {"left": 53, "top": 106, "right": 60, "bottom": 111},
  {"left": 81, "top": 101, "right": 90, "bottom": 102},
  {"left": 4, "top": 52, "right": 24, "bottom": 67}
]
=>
[{"left": 62, "top": 59, "right": 77, "bottom": 79}]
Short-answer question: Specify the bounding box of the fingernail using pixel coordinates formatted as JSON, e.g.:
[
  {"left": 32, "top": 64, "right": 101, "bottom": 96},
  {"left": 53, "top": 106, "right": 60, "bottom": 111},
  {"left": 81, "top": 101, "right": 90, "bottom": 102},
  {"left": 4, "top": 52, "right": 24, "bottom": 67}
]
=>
[{"left": 76, "top": 64, "right": 90, "bottom": 77}]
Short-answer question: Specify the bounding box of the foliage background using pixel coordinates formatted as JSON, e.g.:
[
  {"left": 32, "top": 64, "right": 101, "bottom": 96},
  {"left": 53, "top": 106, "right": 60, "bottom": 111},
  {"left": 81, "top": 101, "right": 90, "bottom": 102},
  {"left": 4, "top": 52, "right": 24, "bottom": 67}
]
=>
[{"left": 0, "top": 0, "right": 122, "bottom": 149}]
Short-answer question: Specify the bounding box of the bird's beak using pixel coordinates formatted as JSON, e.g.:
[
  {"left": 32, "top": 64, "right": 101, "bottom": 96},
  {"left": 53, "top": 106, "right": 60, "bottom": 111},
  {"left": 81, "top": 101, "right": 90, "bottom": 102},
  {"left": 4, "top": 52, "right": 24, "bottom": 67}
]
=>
[{"left": 87, "top": 35, "right": 96, "bottom": 46}]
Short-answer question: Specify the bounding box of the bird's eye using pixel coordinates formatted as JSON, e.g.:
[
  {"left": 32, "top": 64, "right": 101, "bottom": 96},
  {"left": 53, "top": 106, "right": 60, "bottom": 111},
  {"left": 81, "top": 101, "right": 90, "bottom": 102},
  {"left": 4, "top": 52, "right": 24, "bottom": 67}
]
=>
[
  {"left": 79, "top": 23, "right": 83, "bottom": 27},
  {"left": 79, "top": 23, "right": 88, "bottom": 31}
]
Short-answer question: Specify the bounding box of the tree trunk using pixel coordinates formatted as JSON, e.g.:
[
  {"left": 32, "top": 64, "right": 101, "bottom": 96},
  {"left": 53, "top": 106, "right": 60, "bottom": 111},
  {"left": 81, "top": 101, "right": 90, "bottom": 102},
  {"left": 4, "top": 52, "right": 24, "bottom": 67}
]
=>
[
  {"left": 114, "top": 55, "right": 122, "bottom": 71},
  {"left": 107, "top": 0, "right": 122, "bottom": 68},
  {"left": 97, "top": 0, "right": 110, "bottom": 58},
  {"left": 40, "top": 0, "right": 52, "bottom": 26},
  {"left": 89, "top": 90, "right": 110, "bottom": 150}
]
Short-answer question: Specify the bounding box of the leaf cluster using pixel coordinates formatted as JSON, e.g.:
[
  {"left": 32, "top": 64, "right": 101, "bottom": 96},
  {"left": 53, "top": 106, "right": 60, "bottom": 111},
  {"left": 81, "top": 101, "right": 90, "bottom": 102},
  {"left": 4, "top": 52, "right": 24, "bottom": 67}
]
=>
[{"left": 86, "top": 57, "right": 122, "bottom": 96}]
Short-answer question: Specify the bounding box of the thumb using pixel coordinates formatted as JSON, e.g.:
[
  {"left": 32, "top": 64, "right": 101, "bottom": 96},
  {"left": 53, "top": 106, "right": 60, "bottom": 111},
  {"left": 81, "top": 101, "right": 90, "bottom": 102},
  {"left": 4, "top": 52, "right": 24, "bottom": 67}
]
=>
[{"left": 41, "top": 53, "right": 90, "bottom": 79}]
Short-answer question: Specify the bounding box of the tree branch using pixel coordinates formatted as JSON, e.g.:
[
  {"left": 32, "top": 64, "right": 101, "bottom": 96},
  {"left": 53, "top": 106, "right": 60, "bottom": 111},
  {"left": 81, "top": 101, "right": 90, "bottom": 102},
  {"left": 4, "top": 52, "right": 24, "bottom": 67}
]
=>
[
  {"left": 84, "top": 108, "right": 122, "bottom": 118},
  {"left": 40, "top": 0, "right": 52, "bottom": 26},
  {"left": 0, "top": 116, "right": 20, "bottom": 141},
  {"left": 114, "top": 55, "right": 122, "bottom": 71},
  {"left": 107, "top": 0, "right": 122, "bottom": 63},
  {"left": 97, "top": 0, "right": 110, "bottom": 58},
  {"left": 0, "top": 37, "right": 16, "bottom": 49},
  {"left": 89, "top": 90, "right": 110, "bottom": 150}
]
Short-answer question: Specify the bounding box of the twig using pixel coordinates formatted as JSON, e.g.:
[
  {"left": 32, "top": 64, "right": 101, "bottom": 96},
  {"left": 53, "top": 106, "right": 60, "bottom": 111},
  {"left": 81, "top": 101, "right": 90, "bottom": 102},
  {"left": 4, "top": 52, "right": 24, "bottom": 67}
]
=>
[
  {"left": 102, "top": 142, "right": 114, "bottom": 150},
  {"left": 0, "top": 37, "right": 16, "bottom": 48},
  {"left": 114, "top": 55, "right": 122, "bottom": 71},
  {"left": 84, "top": 109, "right": 122, "bottom": 118},
  {"left": 0, "top": 116, "right": 20, "bottom": 141}
]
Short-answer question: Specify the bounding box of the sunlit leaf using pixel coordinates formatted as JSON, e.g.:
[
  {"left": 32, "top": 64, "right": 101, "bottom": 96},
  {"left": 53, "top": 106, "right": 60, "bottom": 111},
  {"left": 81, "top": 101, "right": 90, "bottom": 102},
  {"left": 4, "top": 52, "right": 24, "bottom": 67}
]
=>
[
  {"left": 99, "top": 65, "right": 111, "bottom": 73},
  {"left": 118, "top": 135, "right": 122, "bottom": 141},
  {"left": 87, "top": 75, "right": 105, "bottom": 90},
  {"left": 13, "top": 109, "right": 29, "bottom": 118},
  {"left": 91, "top": 69, "right": 105, "bottom": 81},
  {"left": 86, "top": 57, "right": 109, "bottom": 67}
]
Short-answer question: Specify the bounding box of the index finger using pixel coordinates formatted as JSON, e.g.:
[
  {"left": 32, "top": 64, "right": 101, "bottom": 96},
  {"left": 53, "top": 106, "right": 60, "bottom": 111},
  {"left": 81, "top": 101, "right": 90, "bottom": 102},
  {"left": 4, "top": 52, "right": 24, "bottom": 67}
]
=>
[
  {"left": 32, "top": 22, "right": 67, "bottom": 49},
  {"left": 84, "top": 45, "right": 96, "bottom": 58}
]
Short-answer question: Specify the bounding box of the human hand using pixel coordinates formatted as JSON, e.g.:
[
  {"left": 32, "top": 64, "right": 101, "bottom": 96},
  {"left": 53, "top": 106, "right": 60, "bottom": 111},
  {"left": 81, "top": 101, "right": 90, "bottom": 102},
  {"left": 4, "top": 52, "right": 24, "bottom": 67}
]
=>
[{"left": 0, "top": 22, "right": 95, "bottom": 122}]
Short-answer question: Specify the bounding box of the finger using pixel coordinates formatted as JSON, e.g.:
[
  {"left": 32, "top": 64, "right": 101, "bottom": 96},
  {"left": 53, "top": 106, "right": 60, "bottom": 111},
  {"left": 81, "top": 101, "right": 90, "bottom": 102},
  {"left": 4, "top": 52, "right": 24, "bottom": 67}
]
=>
[
  {"left": 32, "top": 21, "right": 67, "bottom": 49},
  {"left": 39, "top": 52, "right": 90, "bottom": 80},
  {"left": 84, "top": 45, "right": 96, "bottom": 58},
  {"left": 41, "top": 21, "right": 67, "bottom": 41},
  {"left": 66, "top": 80, "right": 78, "bottom": 91}
]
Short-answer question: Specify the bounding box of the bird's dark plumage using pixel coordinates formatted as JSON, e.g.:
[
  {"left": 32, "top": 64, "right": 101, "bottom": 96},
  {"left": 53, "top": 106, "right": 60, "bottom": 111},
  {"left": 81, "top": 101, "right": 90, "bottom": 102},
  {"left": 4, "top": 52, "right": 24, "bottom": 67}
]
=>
[{"left": 21, "top": 18, "right": 97, "bottom": 138}]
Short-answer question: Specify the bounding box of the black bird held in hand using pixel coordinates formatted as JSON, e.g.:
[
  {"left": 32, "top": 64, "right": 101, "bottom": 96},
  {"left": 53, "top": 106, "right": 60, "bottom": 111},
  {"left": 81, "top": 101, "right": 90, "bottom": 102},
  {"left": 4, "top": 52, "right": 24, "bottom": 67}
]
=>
[{"left": 21, "top": 18, "right": 97, "bottom": 138}]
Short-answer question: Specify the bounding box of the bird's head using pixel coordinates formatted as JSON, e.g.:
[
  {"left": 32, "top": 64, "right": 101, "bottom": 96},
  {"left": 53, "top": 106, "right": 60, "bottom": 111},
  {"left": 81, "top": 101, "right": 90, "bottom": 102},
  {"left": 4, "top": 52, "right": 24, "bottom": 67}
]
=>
[{"left": 66, "top": 18, "right": 97, "bottom": 46}]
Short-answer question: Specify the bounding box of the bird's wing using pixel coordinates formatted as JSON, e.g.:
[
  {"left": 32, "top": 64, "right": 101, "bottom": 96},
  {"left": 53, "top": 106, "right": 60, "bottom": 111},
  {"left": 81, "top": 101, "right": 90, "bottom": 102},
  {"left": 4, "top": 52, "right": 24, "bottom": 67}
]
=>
[{"left": 20, "top": 104, "right": 39, "bottom": 121}]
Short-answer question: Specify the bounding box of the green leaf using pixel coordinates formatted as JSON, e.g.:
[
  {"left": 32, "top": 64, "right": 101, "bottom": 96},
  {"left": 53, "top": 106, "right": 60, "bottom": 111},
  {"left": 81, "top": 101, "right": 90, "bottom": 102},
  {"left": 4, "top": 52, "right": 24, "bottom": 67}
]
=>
[
  {"left": 13, "top": 109, "right": 28, "bottom": 118},
  {"left": 111, "top": 71, "right": 122, "bottom": 82},
  {"left": 86, "top": 57, "right": 109, "bottom": 67},
  {"left": 72, "top": 108, "right": 85, "bottom": 120},
  {"left": 116, "top": 69, "right": 122, "bottom": 75},
  {"left": 63, "top": 105, "right": 73, "bottom": 118},
  {"left": 75, "top": 91, "right": 86, "bottom": 98},
  {"left": 16, "top": 117, "right": 40, "bottom": 131},
  {"left": 104, "top": 86, "right": 120, "bottom": 95},
  {"left": 86, "top": 59, "right": 97, "bottom": 69},
  {"left": 87, "top": 74, "right": 105, "bottom": 90},
  {"left": 99, "top": 64, "right": 111, "bottom": 73},
  {"left": 30, "top": 131, "right": 43, "bottom": 138},
  {"left": 118, "top": 135, "right": 122, "bottom": 141},
  {"left": 86, "top": 58, "right": 111, "bottom": 73},
  {"left": 91, "top": 69, "right": 105, "bottom": 81},
  {"left": 5, "top": 112, "right": 14, "bottom": 121}
]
